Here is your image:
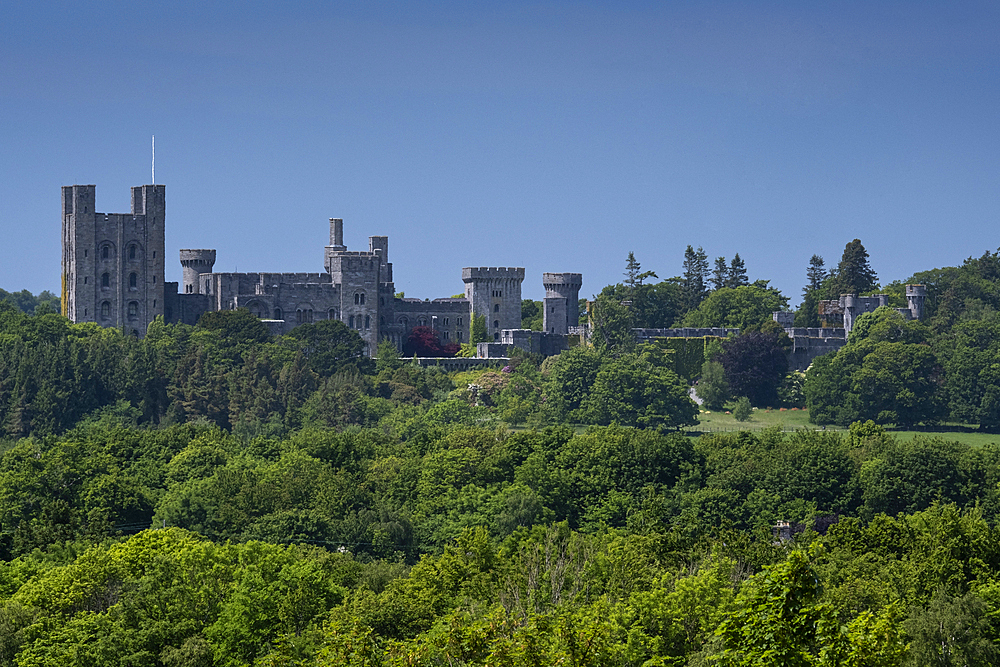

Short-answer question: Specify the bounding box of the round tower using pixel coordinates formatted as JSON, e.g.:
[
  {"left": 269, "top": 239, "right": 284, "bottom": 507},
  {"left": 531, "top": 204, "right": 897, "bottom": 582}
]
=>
[
  {"left": 906, "top": 284, "right": 927, "bottom": 320},
  {"left": 180, "top": 249, "right": 216, "bottom": 295},
  {"left": 542, "top": 272, "right": 583, "bottom": 334}
]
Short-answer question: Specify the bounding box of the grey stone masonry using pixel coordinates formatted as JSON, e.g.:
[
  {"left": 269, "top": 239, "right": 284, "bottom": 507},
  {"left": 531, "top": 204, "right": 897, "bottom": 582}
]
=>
[
  {"left": 542, "top": 272, "right": 583, "bottom": 335},
  {"left": 463, "top": 267, "right": 525, "bottom": 340},
  {"left": 180, "top": 249, "right": 216, "bottom": 294},
  {"left": 61, "top": 184, "right": 165, "bottom": 337}
]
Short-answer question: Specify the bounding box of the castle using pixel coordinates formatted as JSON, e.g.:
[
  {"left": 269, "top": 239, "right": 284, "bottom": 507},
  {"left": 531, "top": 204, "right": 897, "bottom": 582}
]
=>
[{"left": 61, "top": 184, "right": 583, "bottom": 354}]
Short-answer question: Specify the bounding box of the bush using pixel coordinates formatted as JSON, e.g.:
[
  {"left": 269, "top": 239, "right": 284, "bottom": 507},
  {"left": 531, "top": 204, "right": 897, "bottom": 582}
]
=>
[
  {"left": 733, "top": 397, "right": 752, "bottom": 422},
  {"left": 696, "top": 360, "right": 730, "bottom": 410}
]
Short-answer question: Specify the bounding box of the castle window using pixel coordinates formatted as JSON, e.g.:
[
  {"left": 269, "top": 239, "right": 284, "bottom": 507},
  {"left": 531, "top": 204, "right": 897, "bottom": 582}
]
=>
[
  {"left": 83, "top": 276, "right": 88, "bottom": 285},
  {"left": 307, "top": 309, "right": 314, "bottom": 323},
  {"left": 186, "top": 285, "right": 192, "bottom": 293},
  {"left": 101, "top": 273, "right": 110, "bottom": 288},
  {"left": 494, "top": 320, "right": 499, "bottom": 329},
  {"left": 205, "top": 280, "right": 210, "bottom": 293},
  {"left": 494, "top": 304, "right": 500, "bottom": 313},
  {"left": 360, "top": 294, "right": 366, "bottom": 305},
  {"left": 127, "top": 301, "right": 138, "bottom": 319},
  {"left": 84, "top": 250, "right": 87, "bottom": 258},
  {"left": 349, "top": 315, "right": 355, "bottom": 328},
  {"left": 457, "top": 317, "right": 463, "bottom": 326},
  {"left": 494, "top": 333, "right": 499, "bottom": 340},
  {"left": 329, "top": 309, "right": 337, "bottom": 320},
  {"left": 129, "top": 273, "right": 137, "bottom": 289},
  {"left": 100, "top": 301, "right": 110, "bottom": 319},
  {"left": 380, "top": 316, "right": 385, "bottom": 326},
  {"left": 153, "top": 251, "right": 156, "bottom": 258},
  {"left": 296, "top": 309, "right": 303, "bottom": 323},
  {"left": 380, "top": 297, "right": 384, "bottom": 306},
  {"left": 84, "top": 308, "right": 87, "bottom": 316},
  {"left": 102, "top": 246, "right": 110, "bottom": 260},
  {"left": 364, "top": 315, "right": 370, "bottom": 329},
  {"left": 443, "top": 331, "right": 449, "bottom": 340},
  {"left": 128, "top": 245, "right": 136, "bottom": 260},
  {"left": 444, "top": 318, "right": 449, "bottom": 326},
  {"left": 274, "top": 308, "right": 282, "bottom": 320},
  {"left": 457, "top": 331, "right": 463, "bottom": 342}
]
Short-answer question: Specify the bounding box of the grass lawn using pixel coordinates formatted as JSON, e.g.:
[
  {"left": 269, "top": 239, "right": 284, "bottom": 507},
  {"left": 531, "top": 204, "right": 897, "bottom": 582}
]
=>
[{"left": 686, "top": 406, "right": 1000, "bottom": 447}]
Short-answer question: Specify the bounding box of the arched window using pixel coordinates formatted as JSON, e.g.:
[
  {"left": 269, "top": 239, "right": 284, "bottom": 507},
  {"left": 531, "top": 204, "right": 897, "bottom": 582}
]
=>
[
  {"left": 380, "top": 316, "right": 385, "bottom": 326},
  {"left": 364, "top": 315, "right": 370, "bottom": 329},
  {"left": 127, "top": 301, "right": 139, "bottom": 319},
  {"left": 296, "top": 309, "right": 303, "bottom": 323},
  {"left": 380, "top": 297, "right": 385, "bottom": 305},
  {"left": 100, "top": 301, "right": 110, "bottom": 319},
  {"left": 129, "top": 272, "right": 137, "bottom": 289},
  {"left": 360, "top": 293, "right": 365, "bottom": 305},
  {"left": 494, "top": 320, "right": 500, "bottom": 329},
  {"left": 101, "top": 273, "right": 110, "bottom": 288},
  {"left": 354, "top": 293, "right": 360, "bottom": 305},
  {"left": 493, "top": 332, "right": 500, "bottom": 340},
  {"left": 307, "top": 309, "right": 314, "bottom": 323},
  {"left": 329, "top": 308, "right": 337, "bottom": 320},
  {"left": 349, "top": 315, "right": 355, "bottom": 328},
  {"left": 102, "top": 246, "right": 110, "bottom": 260},
  {"left": 128, "top": 245, "right": 136, "bottom": 260},
  {"left": 273, "top": 308, "right": 282, "bottom": 320},
  {"left": 494, "top": 304, "right": 500, "bottom": 312}
]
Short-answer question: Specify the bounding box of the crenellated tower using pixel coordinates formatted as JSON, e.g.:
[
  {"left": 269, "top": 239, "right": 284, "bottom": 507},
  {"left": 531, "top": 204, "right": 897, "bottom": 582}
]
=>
[
  {"left": 180, "top": 249, "right": 216, "bottom": 294},
  {"left": 62, "top": 184, "right": 165, "bottom": 336},
  {"left": 462, "top": 267, "right": 525, "bottom": 340}
]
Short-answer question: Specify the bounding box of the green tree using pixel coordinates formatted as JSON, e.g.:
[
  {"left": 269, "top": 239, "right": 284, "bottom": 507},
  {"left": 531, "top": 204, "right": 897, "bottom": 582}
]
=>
[
  {"left": 589, "top": 294, "right": 635, "bottom": 358},
  {"left": 725, "top": 254, "right": 749, "bottom": 288},
  {"left": 682, "top": 245, "right": 709, "bottom": 313},
  {"left": 828, "top": 238, "right": 878, "bottom": 297},
  {"left": 286, "top": 319, "right": 371, "bottom": 377},
  {"left": 470, "top": 314, "right": 488, "bottom": 345},
  {"left": 711, "top": 256, "right": 728, "bottom": 291},
  {"left": 718, "top": 332, "right": 789, "bottom": 407},
  {"left": 695, "top": 360, "right": 729, "bottom": 410},
  {"left": 733, "top": 396, "right": 752, "bottom": 421},
  {"left": 682, "top": 284, "right": 789, "bottom": 332},
  {"left": 580, "top": 347, "right": 698, "bottom": 429}
]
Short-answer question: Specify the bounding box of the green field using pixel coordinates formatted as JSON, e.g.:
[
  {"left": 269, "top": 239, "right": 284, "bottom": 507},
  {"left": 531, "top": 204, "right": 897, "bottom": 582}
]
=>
[{"left": 686, "top": 406, "right": 1000, "bottom": 447}]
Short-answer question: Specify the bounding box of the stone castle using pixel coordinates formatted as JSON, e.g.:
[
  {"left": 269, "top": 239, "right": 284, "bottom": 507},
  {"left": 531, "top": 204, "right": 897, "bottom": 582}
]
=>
[{"left": 61, "top": 184, "right": 583, "bottom": 354}]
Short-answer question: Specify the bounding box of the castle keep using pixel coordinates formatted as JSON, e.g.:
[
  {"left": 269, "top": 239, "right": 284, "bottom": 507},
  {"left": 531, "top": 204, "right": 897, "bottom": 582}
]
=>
[{"left": 62, "top": 185, "right": 580, "bottom": 355}]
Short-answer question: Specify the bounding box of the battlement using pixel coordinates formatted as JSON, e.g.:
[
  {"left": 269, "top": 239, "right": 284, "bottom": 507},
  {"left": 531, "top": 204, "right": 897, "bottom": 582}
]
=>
[
  {"left": 462, "top": 267, "right": 526, "bottom": 282},
  {"left": 542, "top": 272, "right": 583, "bottom": 288},
  {"left": 906, "top": 284, "right": 927, "bottom": 297}
]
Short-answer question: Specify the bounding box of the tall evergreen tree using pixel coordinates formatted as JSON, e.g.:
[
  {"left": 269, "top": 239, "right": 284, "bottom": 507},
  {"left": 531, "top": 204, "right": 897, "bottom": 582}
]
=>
[
  {"left": 726, "top": 254, "right": 749, "bottom": 288},
  {"left": 806, "top": 254, "right": 827, "bottom": 292},
  {"left": 682, "top": 245, "right": 709, "bottom": 313},
  {"left": 710, "top": 256, "right": 728, "bottom": 291},
  {"left": 830, "top": 239, "right": 878, "bottom": 296}
]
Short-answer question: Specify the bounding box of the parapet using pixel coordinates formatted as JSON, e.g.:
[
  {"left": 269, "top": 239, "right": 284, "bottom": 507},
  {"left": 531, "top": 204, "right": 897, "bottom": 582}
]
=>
[
  {"left": 906, "top": 284, "right": 927, "bottom": 297},
  {"left": 462, "top": 267, "right": 526, "bottom": 282},
  {"left": 542, "top": 272, "right": 583, "bottom": 288},
  {"left": 180, "top": 249, "right": 217, "bottom": 266}
]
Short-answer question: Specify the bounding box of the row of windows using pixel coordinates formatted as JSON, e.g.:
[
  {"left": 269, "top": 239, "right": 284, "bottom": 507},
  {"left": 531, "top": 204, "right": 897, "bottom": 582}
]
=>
[
  {"left": 96, "top": 300, "right": 143, "bottom": 320},
  {"left": 96, "top": 244, "right": 155, "bottom": 261},
  {"left": 95, "top": 272, "right": 154, "bottom": 289}
]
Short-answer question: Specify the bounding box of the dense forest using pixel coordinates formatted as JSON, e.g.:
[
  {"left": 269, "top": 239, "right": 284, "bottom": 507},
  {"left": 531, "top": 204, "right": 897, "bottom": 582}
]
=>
[{"left": 4, "top": 241, "right": 1000, "bottom": 665}]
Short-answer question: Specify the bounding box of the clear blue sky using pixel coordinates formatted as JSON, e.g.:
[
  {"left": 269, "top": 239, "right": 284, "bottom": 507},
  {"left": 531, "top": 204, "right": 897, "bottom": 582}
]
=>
[{"left": 2, "top": 1, "right": 998, "bottom": 306}]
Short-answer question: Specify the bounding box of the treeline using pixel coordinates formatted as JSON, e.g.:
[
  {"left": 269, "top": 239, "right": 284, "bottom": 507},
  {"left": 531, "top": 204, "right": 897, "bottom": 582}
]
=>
[{"left": 3, "top": 415, "right": 1000, "bottom": 664}]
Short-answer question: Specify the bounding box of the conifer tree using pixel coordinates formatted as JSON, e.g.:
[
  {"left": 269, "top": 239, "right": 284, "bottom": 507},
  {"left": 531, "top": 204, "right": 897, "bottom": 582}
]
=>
[
  {"left": 726, "top": 254, "right": 749, "bottom": 288},
  {"left": 830, "top": 239, "right": 878, "bottom": 296},
  {"left": 710, "top": 257, "right": 728, "bottom": 291},
  {"left": 682, "top": 245, "right": 709, "bottom": 313}
]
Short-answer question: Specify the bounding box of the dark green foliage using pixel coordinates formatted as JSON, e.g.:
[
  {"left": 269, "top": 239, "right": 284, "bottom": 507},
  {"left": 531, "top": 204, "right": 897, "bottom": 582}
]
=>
[
  {"left": 696, "top": 360, "right": 729, "bottom": 410},
  {"left": 655, "top": 336, "right": 712, "bottom": 382},
  {"left": 682, "top": 283, "right": 789, "bottom": 332},
  {"left": 718, "top": 332, "right": 789, "bottom": 407},
  {"left": 286, "top": 318, "right": 371, "bottom": 376},
  {"left": 682, "top": 245, "right": 710, "bottom": 312},
  {"left": 0, "top": 288, "right": 60, "bottom": 315},
  {"left": 827, "top": 238, "right": 878, "bottom": 297},
  {"left": 733, "top": 396, "right": 751, "bottom": 421},
  {"left": 520, "top": 299, "right": 542, "bottom": 331}
]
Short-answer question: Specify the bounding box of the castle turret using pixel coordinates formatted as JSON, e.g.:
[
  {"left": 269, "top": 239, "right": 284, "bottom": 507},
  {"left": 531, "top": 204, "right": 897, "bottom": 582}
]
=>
[
  {"left": 542, "top": 272, "right": 583, "bottom": 334},
  {"left": 463, "top": 267, "right": 525, "bottom": 340},
  {"left": 906, "top": 284, "right": 927, "bottom": 320},
  {"left": 180, "top": 249, "right": 217, "bottom": 295}
]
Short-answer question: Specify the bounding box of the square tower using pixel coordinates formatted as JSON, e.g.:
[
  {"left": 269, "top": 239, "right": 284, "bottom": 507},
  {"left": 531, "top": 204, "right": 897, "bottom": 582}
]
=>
[
  {"left": 61, "top": 184, "right": 166, "bottom": 336},
  {"left": 462, "top": 267, "right": 525, "bottom": 340}
]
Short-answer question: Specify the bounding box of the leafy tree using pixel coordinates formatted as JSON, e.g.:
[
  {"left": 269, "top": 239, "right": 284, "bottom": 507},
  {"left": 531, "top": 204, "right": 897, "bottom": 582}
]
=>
[
  {"left": 520, "top": 299, "right": 542, "bottom": 331},
  {"left": 470, "top": 314, "right": 488, "bottom": 345},
  {"left": 580, "top": 347, "right": 698, "bottom": 429},
  {"left": 286, "top": 319, "right": 371, "bottom": 377},
  {"left": 542, "top": 346, "right": 603, "bottom": 421},
  {"left": 937, "top": 319, "right": 1000, "bottom": 428},
  {"left": 683, "top": 284, "right": 789, "bottom": 333},
  {"left": 589, "top": 294, "right": 635, "bottom": 358},
  {"left": 828, "top": 238, "right": 878, "bottom": 297},
  {"left": 725, "top": 253, "right": 749, "bottom": 288},
  {"left": 596, "top": 279, "right": 683, "bottom": 329},
  {"left": 904, "top": 590, "right": 999, "bottom": 666},
  {"left": 196, "top": 308, "right": 271, "bottom": 345},
  {"left": 403, "top": 326, "right": 455, "bottom": 357},
  {"left": 718, "top": 332, "right": 789, "bottom": 407},
  {"left": 682, "top": 245, "right": 709, "bottom": 313},
  {"left": 733, "top": 396, "right": 752, "bottom": 421},
  {"left": 695, "top": 360, "right": 729, "bottom": 410}
]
